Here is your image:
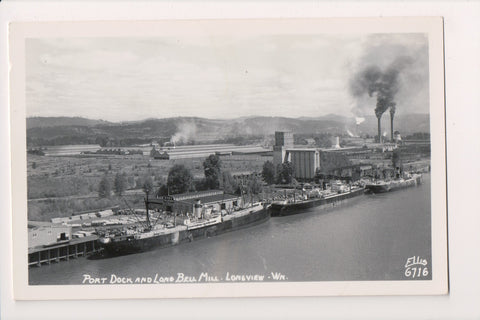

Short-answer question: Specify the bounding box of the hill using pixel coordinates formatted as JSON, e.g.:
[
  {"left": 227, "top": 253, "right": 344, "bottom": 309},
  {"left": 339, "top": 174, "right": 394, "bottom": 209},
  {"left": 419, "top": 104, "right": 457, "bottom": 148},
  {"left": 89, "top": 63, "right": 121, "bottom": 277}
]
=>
[
  {"left": 27, "top": 117, "right": 111, "bottom": 129},
  {"left": 26, "top": 114, "right": 430, "bottom": 147}
]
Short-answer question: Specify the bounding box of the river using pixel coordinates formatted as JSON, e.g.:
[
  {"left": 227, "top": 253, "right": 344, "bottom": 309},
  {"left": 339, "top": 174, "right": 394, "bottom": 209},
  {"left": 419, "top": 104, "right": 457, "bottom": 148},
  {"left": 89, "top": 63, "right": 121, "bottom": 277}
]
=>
[{"left": 29, "top": 173, "right": 431, "bottom": 284}]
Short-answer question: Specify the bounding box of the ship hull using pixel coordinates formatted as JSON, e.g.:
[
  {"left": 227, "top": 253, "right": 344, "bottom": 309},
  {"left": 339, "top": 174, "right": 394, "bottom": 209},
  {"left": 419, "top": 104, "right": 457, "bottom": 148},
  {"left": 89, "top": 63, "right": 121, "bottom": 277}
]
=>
[
  {"left": 269, "top": 188, "right": 365, "bottom": 217},
  {"left": 365, "top": 174, "right": 422, "bottom": 194},
  {"left": 99, "top": 206, "right": 270, "bottom": 255}
]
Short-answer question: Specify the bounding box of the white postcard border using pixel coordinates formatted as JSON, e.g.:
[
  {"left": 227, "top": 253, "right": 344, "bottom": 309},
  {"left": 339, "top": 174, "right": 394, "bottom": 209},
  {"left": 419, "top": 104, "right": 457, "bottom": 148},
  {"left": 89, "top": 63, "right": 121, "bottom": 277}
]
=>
[{"left": 9, "top": 18, "right": 448, "bottom": 300}]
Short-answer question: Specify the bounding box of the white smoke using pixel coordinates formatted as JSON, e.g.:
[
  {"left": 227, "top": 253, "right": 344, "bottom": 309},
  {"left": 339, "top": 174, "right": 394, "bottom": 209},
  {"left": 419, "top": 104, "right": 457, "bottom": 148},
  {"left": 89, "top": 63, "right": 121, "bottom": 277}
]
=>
[
  {"left": 355, "top": 117, "right": 365, "bottom": 125},
  {"left": 171, "top": 121, "right": 197, "bottom": 144}
]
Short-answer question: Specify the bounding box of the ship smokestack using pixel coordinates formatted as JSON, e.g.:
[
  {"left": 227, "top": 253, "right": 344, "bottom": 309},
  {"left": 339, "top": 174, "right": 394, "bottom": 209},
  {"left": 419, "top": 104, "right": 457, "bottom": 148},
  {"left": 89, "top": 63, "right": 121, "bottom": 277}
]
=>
[
  {"left": 377, "top": 117, "right": 382, "bottom": 144},
  {"left": 194, "top": 199, "right": 203, "bottom": 219}
]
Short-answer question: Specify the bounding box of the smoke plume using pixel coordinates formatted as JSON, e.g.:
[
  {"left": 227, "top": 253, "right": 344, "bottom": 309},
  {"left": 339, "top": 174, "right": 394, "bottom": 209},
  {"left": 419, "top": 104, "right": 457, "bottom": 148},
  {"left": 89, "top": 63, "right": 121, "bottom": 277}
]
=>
[
  {"left": 350, "top": 57, "right": 412, "bottom": 142},
  {"left": 355, "top": 117, "right": 365, "bottom": 125},
  {"left": 171, "top": 121, "right": 197, "bottom": 144},
  {"left": 351, "top": 57, "right": 411, "bottom": 117}
]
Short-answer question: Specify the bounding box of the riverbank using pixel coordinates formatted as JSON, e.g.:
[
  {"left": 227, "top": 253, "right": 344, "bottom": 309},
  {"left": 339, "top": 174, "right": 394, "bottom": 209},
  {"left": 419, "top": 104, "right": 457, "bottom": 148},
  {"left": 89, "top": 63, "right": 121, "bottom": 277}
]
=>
[{"left": 29, "top": 173, "right": 431, "bottom": 284}]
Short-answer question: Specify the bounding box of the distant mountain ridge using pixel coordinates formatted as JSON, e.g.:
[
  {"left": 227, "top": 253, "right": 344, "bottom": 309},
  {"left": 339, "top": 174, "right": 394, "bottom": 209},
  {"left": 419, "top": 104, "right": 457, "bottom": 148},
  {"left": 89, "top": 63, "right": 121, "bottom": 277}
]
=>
[
  {"left": 27, "top": 117, "right": 112, "bottom": 129},
  {"left": 26, "top": 114, "right": 430, "bottom": 147}
]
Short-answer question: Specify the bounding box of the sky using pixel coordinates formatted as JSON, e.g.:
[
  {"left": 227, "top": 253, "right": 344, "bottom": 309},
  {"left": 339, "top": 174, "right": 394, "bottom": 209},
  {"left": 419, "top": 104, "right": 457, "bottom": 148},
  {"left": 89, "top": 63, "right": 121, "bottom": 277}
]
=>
[{"left": 26, "top": 33, "right": 429, "bottom": 122}]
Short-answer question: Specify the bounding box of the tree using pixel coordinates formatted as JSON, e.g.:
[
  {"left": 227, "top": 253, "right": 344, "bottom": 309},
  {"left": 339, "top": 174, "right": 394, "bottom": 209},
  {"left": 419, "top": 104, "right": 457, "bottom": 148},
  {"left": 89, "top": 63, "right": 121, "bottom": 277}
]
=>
[
  {"left": 98, "top": 175, "right": 111, "bottom": 198},
  {"left": 314, "top": 134, "right": 332, "bottom": 148},
  {"left": 276, "top": 161, "right": 294, "bottom": 184},
  {"left": 114, "top": 172, "right": 127, "bottom": 196},
  {"left": 142, "top": 175, "right": 154, "bottom": 196},
  {"left": 262, "top": 161, "right": 276, "bottom": 185},
  {"left": 247, "top": 174, "right": 263, "bottom": 195},
  {"left": 194, "top": 178, "right": 208, "bottom": 191},
  {"left": 203, "top": 154, "right": 222, "bottom": 189},
  {"left": 156, "top": 183, "right": 169, "bottom": 197},
  {"left": 167, "top": 164, "right": 194, "bottom": 194},
  {"left": 220, "top": 171, "right": 239, "bottom": 194}
]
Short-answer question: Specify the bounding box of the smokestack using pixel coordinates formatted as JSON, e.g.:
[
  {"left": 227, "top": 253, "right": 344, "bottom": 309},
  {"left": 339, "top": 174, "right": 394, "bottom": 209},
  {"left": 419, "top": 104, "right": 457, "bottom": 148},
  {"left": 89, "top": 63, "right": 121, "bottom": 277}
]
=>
[
  {"left": 349, "top": 59, "right": 412, "bottom": 145},
  {"left": 377, "top": 117, "right": 382, "bottom": 144},
  {"left": 390, "top": 104, "right": 396, "bottom": 143},
  {"left": 390, "top": 115, "right": 394, "bottom": 142},
  {"left": 334, "top": 136, "right": 341, "bottom": 149}
]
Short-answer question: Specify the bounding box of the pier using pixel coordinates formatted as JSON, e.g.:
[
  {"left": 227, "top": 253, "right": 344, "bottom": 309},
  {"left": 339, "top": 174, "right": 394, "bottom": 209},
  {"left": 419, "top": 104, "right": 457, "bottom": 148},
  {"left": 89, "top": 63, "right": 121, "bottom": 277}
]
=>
[{"left": 28, "top": 235, "right": 100, "bottom": 267}]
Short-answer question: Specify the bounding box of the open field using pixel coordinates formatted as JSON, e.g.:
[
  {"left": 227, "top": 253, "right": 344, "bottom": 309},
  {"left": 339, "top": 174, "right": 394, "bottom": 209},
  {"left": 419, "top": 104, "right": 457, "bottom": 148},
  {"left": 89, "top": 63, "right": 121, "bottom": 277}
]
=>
[{"left": 27, "top": 152, "right": 271, "bottom": 221}]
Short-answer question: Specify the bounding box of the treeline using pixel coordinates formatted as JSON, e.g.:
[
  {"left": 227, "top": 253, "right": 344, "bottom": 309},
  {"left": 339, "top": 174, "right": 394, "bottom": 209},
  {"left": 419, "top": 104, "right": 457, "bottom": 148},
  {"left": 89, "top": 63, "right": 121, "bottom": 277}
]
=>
[
  {"left": 294, "top": 133, "right": 334, "bottom": 148},
  {"left": 213, "top": 134, "right": 266, "bottom": 146},
  {"left": 97, "top": 154, "right": 265, "bottom": 200},
  {"left": 261, "top": 161, "right": 296, "bottom": 185},
  {"left": 27, "top": 135, "right": 99, "bottom": 147},
  {"left": 83, "top": 148, "right": 144, "bottom": 155},
  {"left": 94, "top": 136, "right": 168, "bottom": 148},
  {"left": 26, "top": 135, "right": 157, "bottom": 147},
  {"left": 26, "top": 132, "right": 266, "bottom": 148},
  {"left": 27, "top": 149, "right": 45, "bottom": 156}
]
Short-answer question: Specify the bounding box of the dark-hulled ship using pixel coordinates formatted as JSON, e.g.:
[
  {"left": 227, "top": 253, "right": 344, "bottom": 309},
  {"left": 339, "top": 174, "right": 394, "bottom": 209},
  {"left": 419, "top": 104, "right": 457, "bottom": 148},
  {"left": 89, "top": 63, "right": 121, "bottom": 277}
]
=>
[
  {"left": 269, "top": 183, "right": 365, "bottom": 217},
  {"left": 364, "top": 173, "right": 422, "bottom": 193},
  {"left": 97, "top": 193, "right": 270, "bottom": 255}
]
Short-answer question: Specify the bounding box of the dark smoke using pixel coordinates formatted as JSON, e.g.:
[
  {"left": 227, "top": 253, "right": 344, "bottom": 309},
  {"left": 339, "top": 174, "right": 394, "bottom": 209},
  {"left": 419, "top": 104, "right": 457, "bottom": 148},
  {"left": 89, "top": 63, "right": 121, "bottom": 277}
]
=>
[{"left": 350, "top": 57, "right": 412, "bottom": 142}]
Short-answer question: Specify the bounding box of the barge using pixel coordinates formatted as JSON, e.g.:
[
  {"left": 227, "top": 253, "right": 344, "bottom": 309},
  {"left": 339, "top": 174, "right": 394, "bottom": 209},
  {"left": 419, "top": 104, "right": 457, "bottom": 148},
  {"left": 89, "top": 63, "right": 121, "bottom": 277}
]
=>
[{"left": 269, "top": 185, "right": 365, "bottom": 217}]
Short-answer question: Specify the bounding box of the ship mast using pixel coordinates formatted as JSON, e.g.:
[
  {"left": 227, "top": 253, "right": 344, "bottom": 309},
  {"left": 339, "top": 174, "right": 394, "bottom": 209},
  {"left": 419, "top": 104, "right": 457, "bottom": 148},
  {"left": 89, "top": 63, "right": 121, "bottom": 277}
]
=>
[{"left": 145, "top": 192, "right": 151, "bottom": 228}]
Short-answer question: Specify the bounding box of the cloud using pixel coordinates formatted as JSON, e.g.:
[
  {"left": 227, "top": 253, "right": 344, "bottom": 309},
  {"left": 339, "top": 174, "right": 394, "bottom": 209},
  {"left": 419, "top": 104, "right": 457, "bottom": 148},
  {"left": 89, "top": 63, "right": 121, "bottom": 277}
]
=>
[{"left": 26, "top": 34, "right": 430, "bottom": 121}]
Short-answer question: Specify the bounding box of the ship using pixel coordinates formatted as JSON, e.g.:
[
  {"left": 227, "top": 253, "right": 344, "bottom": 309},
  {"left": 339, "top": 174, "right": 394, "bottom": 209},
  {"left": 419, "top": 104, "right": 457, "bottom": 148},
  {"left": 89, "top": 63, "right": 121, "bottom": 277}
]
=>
[
  {"left": 97, "top": 193, "right": 270, "bottom": 255},
  {"left": 364, "top": 173, "right": 422, "bottom": 193},
  {"left": 269, "top": 182, "right": 365, "bottom": 217}
]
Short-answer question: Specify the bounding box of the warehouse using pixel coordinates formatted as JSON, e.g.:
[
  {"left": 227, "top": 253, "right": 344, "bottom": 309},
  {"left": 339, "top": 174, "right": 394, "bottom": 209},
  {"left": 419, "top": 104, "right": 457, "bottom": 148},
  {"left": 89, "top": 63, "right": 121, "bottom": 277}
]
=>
[{"left": 148, "top": 190, "right": 243, "bottom": 216}]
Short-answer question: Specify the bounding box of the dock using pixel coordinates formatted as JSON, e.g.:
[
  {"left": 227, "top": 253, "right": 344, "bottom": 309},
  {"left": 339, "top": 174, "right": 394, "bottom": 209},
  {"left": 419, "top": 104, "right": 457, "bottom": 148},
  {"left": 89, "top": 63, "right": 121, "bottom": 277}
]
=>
[{"left": 28, "top": 235, "right": 100, "bottom": 267}]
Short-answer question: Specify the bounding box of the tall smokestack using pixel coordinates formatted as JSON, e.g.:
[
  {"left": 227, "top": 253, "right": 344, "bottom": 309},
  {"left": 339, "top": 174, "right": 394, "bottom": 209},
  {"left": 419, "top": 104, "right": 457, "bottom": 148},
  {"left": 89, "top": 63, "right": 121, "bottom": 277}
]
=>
[
  {"left": 349, "top": 58, "right": 412, "bottom": 145},
  {"left": 377, "top": 117, "right": 382, "bottom": 144},
  {"left": 375, "top": 106, "right": 384, "bottom": 144},
  {"left": 390, "top": 104, "right": 396, "bottom": 142}
]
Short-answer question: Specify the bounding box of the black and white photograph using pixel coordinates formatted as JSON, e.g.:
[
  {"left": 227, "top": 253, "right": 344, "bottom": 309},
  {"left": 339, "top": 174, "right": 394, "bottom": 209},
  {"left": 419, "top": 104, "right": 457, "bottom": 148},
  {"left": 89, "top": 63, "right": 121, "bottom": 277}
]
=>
[{"left": 9, "top": 18, "right": 447, "bottom": 299}]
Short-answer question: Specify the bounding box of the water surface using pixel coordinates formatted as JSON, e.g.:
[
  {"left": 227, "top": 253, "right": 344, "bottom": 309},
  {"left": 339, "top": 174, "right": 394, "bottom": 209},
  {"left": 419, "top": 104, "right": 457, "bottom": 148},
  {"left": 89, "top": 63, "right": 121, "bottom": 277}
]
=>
[{"left": 29, "top": 174, "right": 431, "bottom": 284}]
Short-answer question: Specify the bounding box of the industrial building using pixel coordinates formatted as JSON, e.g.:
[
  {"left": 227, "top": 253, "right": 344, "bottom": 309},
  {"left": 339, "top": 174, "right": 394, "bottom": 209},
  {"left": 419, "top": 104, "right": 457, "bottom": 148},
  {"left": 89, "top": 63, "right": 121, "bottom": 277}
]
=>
[
  {"left": 273, "top": 131, "right": 294, "bottom": 167},
  {"left": 148, "top": 190, "right": 243, "bottom": 216},
  {"left": 272, "top": 131, "right": 372, "bottom": 181},
  {"left": 150, "top": 144, "right": 271, "bottom": 160},
  {"left": 286, "top": 148, "right": 321, "bottom": 180},
  {"left": 273, "top": 131, "right": 321, "bottom": 180}
]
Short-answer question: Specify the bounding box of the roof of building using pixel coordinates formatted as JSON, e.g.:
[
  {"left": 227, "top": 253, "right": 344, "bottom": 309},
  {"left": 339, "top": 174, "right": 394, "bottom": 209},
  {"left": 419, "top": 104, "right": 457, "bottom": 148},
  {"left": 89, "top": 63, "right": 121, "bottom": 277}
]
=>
[
  {"left": 285, "top": 148, "right": 319, "bottom": 152},
  {"left": 149, "top": 191, "right": 240, "bottom": 206},
  {"left": 177, "top": 193, "right": 241, "bottom": 205},
  {"left": 170, "top": 190, "right": 224, "bottom": 201}
]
